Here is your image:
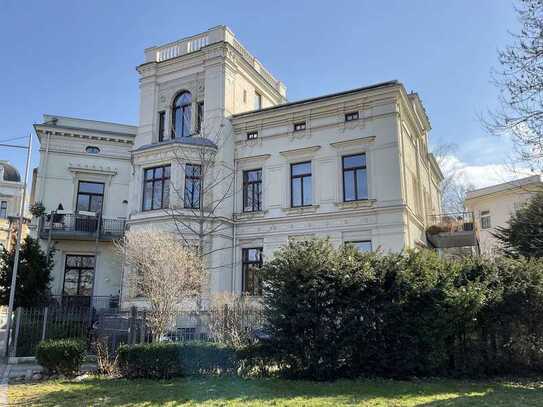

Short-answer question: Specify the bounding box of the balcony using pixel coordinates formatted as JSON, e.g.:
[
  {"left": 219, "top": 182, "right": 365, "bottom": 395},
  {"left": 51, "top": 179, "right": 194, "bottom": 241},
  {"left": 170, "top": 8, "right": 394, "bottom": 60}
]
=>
[
  {"left": 426, "top": 212, "right": 478, "bottom": 249},
  {"left": 38, "top": 213, "right": 125, "bottom": 241}
]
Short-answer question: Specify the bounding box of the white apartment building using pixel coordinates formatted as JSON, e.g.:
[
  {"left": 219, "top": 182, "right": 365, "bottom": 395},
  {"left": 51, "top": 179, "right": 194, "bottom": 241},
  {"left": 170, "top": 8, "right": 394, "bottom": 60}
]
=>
[
  {"left": 0, "top": 161, "right": 27, "bottom": 250},
  {"left": 31, "top": 26, "right": 443, "bottom": 310},
  {"left": 465, "top": 174, "right": 543, "bottom": 255}
]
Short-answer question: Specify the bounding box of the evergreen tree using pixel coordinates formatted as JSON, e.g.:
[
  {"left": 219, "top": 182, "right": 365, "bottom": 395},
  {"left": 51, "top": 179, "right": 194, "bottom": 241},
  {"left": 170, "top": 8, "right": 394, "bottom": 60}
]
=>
[
  {"left": 0, "top": 236, "right": 54, "bottom": 308},
  {"left": 493, "top": 192, "right": 543, "bottom": 258}
]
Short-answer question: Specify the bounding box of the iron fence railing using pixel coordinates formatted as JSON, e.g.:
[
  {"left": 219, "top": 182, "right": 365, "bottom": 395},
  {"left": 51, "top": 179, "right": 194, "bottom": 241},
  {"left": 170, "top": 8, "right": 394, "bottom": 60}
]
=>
[
  {"left": 38, "top": 213, "right": 125, "bottom": 240},
  {"left": 428, "top": 211, "right": 475, "bottom": 233}
]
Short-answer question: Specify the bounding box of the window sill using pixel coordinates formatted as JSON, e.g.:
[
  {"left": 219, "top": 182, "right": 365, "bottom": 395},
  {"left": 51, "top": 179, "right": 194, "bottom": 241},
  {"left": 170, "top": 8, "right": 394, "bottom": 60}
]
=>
[
  {"left": 335, "top": 200, "right": 375, "bottom": 209},
  {"left": 235, "top": 210, "right": 267, "bottom": 220},
  {"left": 282, "top": 205, "right": 320, "bottom": 215}
]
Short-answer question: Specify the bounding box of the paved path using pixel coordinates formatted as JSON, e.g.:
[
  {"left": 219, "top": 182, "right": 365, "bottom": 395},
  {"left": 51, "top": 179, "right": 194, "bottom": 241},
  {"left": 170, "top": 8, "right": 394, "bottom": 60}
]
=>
[{"left": 0, "top": 364, "right": 9, "bottom": 406}]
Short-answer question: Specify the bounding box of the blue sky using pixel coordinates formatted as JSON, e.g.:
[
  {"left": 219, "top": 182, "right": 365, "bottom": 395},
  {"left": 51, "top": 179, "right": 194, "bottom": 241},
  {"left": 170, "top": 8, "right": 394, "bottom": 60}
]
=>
[{"left": 0, "top": 0, "right": 519, "bottom": 186}]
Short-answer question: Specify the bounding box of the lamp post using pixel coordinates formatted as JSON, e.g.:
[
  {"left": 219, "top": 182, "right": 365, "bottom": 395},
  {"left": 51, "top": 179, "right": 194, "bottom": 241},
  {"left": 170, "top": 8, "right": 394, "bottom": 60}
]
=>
[{"left": 2, "top": 134, "right": 32, "bottom": 358}]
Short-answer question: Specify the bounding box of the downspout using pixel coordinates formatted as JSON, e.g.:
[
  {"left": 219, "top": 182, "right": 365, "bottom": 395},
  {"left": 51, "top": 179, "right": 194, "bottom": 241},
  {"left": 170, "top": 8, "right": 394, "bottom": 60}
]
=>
[{"left": 231, "top": 158, "right": 237, "bottom": 294}]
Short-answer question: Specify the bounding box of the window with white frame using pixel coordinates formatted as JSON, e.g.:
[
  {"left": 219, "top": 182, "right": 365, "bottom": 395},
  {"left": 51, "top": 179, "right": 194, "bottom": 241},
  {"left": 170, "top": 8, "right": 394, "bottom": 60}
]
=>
[
  {"left": 480, "top": 210, "right": 491, "bottom": 229},
  {"left": 342, "top": 154, "right": 368, "bottom": 202},
  {"left": 346, "top": 240, "right": 373, "bottom": 253}
]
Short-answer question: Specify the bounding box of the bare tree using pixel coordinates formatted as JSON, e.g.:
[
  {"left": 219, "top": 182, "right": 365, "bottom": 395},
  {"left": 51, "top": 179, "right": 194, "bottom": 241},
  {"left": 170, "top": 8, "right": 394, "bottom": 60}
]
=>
[
  {"left": 117, "top": 227, "right": 207, "bottom": 340},
  {"left": 207, "top": 293, "right": 262, "bottom": 348},
  {"left": 166, "top": 116, "right": 236, "bottom": 264},
  {"left": 432, "top": 143, "right": 474, "bottom": 213},
  {"left": 486, "top": 0, "right": 543, "bottom": 172}
]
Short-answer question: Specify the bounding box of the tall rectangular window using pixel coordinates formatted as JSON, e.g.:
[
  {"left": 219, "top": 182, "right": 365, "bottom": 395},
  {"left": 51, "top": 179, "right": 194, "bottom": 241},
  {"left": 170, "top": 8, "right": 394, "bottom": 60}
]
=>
[
  {"left": 254, "top": 92, "right": 262, "bottom": 110},
  {"left": 481, "top": 210, "right": 491, "bottom": 229},
  {"left": 184, "top": 164, "right": 201, "bottom": 209},
  {"left": 63, "top": 254, "right": 95, "bottom": 297},
  {"left": 142, "top": 165, "right": 170, "bottom": 211},
  {"left": 242, "top": 247, "right": 263, "bottom": 296},
  {"left": 158, "top": 111, "right": 166, "bottom": 142},
  {"left": 0, "top": 201, "right": 6, "bottom": 218},
  {"left": 343, "top": 154, "right": 368, "bottom": 202},
  {"left": 76, "top": 182, "right": 104, "bottom": 213},
  {"left": 243, "top": 169, "right": 262, "bottom": 212},
  {"left": 196, "top": 102, "right": 204, "bottom": 134},
  {"left": 291, "top": 162, "right": 312, "bottom": 207}
]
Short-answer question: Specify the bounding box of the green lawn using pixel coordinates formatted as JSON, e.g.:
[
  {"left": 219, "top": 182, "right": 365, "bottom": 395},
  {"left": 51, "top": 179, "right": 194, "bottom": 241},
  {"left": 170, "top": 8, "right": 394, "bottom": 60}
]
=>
[{"left": 8, "top": 376, "right": 543, "bottom": 406}]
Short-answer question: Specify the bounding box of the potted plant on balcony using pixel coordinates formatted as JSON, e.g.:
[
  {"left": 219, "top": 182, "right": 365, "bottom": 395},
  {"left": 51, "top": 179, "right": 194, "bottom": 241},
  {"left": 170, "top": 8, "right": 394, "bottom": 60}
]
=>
[{"left": 29, "top": 201, "right": 46, "bottom": 218}]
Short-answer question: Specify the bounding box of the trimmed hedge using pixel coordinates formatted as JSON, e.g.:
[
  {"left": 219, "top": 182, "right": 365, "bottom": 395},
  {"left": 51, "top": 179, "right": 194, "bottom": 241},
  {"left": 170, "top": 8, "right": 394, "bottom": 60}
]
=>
[
  {"left": 118, "top": 341, "right": 237, "bottom": 379},
  {"left": 118, "top": 343, "right": 181, "bottom": 379},
  {"left": 36, "top": 339, "right": 85, "bottom": 377},
  {"left": 245, "top": 239, "right": 543, "bottom": 380}
]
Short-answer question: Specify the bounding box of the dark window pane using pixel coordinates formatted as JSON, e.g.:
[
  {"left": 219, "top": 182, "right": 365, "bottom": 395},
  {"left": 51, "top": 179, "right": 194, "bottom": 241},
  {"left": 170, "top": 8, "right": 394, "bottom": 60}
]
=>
[
  {"left": 292, "top": 178, "right": 302, "bottom": 207},
  {"left": 152, "top": 180, "right": 163, "bottom": 209},
  {"left": 78, "top": 270, "right": 94, "bottom": 296},
  {"left": 356, "top": 169, "right": 368, "bottom": 199},
  {"left": 76, "top": 195, "right": 90, "bottom": 212},
  {"left": 344, "top": 171, "right": 355, "bottom": 201},
  {"left": 343, "top": 154, "right": 365, "bottom": 169},
  {"left": 145, "top": 169, "right": 154, "bottom": 180},
  {"left": 350, "top": 241, "right": 372, "bottom": 252},
  {"left": 154, "top": 167, "right": 163, "bottom": 178},
  {"left": 292, "top": 162, "right": 311, "bottom": 176},
  {"left": 89, "top": 196, "right": 103, "bottom": 213},
  {"left": 79, "top": 182, "right": 104, "bottom": 194},
  {"left": 63, "top": 269, "right": 79, "bottom": 296},
  {"left": 302, "top": 176, "right": 312, "bottom": 206},
  {"left": 183, "top": 105, "right": 192, "bottom": 137},
  {"left": 163, "top": 179, "right": 170, "bottom": 208},
  {"left": 175, "top": 92, "right": 192, "bottom": 106},
  {"left": 143, "top": 182, "right": 153, "bottom": 210}
]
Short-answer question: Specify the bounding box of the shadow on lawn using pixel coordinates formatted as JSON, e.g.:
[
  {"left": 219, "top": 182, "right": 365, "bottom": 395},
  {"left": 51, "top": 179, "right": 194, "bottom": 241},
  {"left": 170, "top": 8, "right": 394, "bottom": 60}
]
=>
[{"left": 9, "top": 377, "right": 543, "bottom": 406}]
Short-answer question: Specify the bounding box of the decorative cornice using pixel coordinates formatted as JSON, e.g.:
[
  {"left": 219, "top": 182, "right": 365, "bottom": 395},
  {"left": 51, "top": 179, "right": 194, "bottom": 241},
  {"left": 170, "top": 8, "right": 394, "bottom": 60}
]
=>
[
  {"left": 279, "top": 146, "right": 321, "bottom": 159},
  {"left": 68, "top": 164, "right": 118, "bottom": 177},
  {"left": 330, "top": 136, "right": 376, "bottom": 150}
]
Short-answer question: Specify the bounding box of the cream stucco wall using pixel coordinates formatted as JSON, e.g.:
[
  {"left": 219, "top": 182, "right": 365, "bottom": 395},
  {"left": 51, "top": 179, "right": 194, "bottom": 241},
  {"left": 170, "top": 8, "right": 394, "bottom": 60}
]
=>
[
  {"left": 32, "top": 26, "right": 443, "bottom": 309},
  {"left": 465, "top": 175, "right": 542, "bottom": 255}
]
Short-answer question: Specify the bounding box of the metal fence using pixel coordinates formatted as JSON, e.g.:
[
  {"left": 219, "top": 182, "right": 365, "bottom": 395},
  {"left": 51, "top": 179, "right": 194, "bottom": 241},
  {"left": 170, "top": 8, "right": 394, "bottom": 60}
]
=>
[{"left": 9, "top": 303, "right": 265, "bottom": 357}]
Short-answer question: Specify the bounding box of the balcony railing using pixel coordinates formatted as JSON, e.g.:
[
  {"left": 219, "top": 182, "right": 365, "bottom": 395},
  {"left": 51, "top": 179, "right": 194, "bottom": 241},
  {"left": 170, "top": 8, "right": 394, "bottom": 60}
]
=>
[
  {"left": 38, "top": 213, "right": 125, "bottom": 241},
  {"left": 426, "top": 212, "right": 478, "bottom": 249}
]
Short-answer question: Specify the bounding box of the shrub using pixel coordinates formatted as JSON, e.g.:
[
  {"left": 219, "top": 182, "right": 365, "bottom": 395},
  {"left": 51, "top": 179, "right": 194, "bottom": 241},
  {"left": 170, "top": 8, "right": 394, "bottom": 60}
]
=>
[
  {"left": 247, "top": 238, "right": 543, "bottom": 380},
  {"left": 118, "top": 341, "right": 238, "bottom": 379},
  {"left": 178, "top": 342, "right": 238, "bottom": 375},
  {"left": 36, "top": 339, "right": 85, "bottom": 377},
  {"left": 118, "top": 342, "right": 181, "bottom": 379}
]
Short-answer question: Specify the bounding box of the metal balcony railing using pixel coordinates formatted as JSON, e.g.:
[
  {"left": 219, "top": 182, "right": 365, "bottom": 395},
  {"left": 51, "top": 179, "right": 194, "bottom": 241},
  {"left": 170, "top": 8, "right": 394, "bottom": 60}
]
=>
[
  {"left": 38, "top": 213, "right": 125, "bottom": 241},
  {"left": 426, "top": 212, "right": 478, "bottom": 249}
]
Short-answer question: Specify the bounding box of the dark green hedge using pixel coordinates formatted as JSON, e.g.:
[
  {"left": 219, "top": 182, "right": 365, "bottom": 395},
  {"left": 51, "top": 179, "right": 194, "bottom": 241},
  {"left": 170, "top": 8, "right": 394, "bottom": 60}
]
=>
[
  {"left": 36, "top": 339, "right": 85, "bottom": 377},
  {"left": 244, "top": 239, "right": 543, "bottom": 380},
  {"left": 118, "top": 341, "right": 237, "bottom": 379}
]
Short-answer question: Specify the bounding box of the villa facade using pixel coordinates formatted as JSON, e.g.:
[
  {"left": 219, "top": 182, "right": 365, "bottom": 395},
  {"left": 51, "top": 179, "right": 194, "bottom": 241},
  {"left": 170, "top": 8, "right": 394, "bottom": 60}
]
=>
[{"left": 30, "top": 26, "right": 443, "bottom": 309}]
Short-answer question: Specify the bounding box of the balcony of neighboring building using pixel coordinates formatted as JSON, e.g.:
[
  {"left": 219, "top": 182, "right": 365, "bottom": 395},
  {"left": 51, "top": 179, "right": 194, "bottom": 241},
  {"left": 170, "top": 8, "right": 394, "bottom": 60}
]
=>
[
  {"left": 426, "top": 212, "right": 478, "bottom": 249},
  {"left": 38, "top": 212, "right": 125, "bottom": 241}
]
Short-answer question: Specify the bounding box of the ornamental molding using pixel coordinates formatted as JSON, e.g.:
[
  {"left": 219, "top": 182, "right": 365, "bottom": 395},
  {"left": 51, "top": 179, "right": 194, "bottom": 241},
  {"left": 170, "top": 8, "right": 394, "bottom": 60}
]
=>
[
  {"left": 67, "top": 164, "right": 118, "bottom": 177},
  {"left": 279, "top": 145, "right": 321, "bottom": 159},
  {"left": 330, "top": 136, "right": 376, "bottom": 150}
]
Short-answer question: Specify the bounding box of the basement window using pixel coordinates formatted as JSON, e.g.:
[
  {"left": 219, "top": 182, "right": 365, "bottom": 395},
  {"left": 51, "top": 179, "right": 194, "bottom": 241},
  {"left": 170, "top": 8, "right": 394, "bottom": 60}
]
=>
[
  {"left": 294, "top": 122, "right": 306, "bottom": 132},
  {"left": 247, "top": 131, "right": 259, "bottom": 140}
]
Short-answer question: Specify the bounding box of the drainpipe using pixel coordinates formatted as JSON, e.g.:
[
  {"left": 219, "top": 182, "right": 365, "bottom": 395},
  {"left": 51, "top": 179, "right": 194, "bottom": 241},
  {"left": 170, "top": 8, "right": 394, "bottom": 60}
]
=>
[{"left": 231, "top": 158, "right": 238, "bottom": 293}]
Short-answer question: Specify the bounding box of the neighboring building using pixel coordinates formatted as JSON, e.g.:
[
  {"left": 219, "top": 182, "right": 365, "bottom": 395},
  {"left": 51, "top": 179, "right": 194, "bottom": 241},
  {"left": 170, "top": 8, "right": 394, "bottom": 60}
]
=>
[
  {"left": 465, "top": 174, "right": 543, "bottom": 255},
  {"left": 31, "top": 26, "right": 444, "bottom": 310},
  {"left": 0, "top": 161, "right": 28, "bottom": 251},
  {"left": 32, "top": 116, "right": 135, "bottom": 308}
]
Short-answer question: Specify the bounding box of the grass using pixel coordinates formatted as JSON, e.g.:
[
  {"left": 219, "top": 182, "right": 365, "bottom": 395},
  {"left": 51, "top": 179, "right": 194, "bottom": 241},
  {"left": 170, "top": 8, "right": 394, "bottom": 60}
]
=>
[{"left": 8, "top": 376, "right": 543, "bottom": 406}]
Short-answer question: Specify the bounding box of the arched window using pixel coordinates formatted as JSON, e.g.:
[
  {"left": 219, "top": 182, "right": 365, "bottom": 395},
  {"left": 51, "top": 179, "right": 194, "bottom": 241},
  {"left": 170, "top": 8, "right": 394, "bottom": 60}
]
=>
[{"left": 172, "top": 91, "right": 192, "bottom": 138}]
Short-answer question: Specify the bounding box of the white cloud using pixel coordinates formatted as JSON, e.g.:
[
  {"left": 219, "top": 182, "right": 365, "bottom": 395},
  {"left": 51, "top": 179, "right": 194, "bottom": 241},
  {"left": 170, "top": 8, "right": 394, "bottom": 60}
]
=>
[{"left": 439, "top": 154, "right": 535, "bottom": 190}]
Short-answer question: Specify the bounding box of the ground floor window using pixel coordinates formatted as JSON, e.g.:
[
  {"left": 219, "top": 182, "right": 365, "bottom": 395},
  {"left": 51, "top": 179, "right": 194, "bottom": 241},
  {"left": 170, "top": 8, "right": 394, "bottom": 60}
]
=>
[
  {"left": 63, "top": 255, "right": 95, "bottom": 297},
  {"left": 346, "top": 240, "right": 372, "bottom": 253},
  {"left": 242, "top": 247, "right": 263, "bottom": 296}
]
